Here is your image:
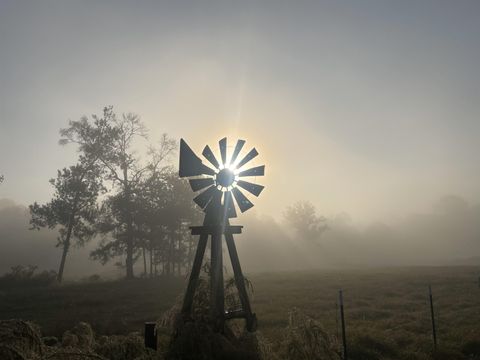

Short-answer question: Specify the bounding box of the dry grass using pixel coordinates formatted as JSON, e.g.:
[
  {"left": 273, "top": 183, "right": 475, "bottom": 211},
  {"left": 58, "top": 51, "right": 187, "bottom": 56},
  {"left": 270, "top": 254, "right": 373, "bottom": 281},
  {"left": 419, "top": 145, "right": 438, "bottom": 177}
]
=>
[
  {"left": 1, "top": 266, "right": 480, "bottom": 359},
  {"left": 252, "top": 266, "right": 480, "bottom": 359}
]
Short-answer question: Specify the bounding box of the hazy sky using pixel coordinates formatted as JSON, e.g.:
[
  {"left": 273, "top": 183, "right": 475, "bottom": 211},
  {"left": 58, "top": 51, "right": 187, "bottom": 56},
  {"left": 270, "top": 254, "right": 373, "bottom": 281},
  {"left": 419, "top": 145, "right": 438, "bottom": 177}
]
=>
[{"left": 1, "top": 0, "right": 480, "bottom": 222}]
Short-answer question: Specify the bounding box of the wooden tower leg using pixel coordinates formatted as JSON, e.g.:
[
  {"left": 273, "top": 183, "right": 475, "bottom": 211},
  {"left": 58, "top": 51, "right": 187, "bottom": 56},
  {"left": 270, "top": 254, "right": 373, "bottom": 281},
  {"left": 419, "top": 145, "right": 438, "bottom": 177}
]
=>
[
  {"left": 210, "top": 232, "right": 225, "bottom": 330},
  {"left": 224, "top": 232, "right": 257, "bottom": 331},
  {"left": 181, "top": 233, "right": 208, "bottom": 317}
]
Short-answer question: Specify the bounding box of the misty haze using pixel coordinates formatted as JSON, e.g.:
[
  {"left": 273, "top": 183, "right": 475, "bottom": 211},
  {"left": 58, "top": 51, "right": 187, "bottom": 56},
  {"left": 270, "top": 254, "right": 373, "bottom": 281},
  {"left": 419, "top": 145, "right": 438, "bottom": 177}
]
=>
[{"left": 1, "top": 1, "right": 480, "bottom": 360}]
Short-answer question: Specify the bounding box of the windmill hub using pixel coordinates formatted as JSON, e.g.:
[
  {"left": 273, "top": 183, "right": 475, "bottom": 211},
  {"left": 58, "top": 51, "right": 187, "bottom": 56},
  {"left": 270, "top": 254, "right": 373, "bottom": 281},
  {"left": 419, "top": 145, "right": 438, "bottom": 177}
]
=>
[{"left": 216, "top": 168, "right": 235, "bottom": 188}]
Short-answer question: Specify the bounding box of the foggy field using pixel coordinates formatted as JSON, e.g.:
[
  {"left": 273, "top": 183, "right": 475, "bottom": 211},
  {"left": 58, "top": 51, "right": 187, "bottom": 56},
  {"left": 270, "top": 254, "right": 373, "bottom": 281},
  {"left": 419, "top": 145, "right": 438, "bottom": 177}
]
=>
[
  {"left": 1, "top": 266, "right": 479, "bottom": 359},
  {"left": 253, "top": 266, "right": 480, "bottom": 358}
]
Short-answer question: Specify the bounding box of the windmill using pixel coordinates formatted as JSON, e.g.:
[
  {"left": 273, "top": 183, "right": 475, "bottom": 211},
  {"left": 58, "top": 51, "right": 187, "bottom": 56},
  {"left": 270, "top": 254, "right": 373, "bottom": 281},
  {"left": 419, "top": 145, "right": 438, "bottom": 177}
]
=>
[{"left": 179, "top": 137, "right": 265, "bottom": 332}]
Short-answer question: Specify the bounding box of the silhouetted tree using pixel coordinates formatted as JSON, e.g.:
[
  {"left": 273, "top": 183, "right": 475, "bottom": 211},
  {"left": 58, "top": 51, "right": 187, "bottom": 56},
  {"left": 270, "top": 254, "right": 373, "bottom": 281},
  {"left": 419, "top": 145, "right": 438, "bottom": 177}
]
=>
[
  {"left": 284, "top": 201, "right": 328, "bottom": 241},
  {"left": 156, "top": 171, "right": 202, "bottom": 276},
  {"left": 90, "top": 192, "right": 135, "bottom": 270},
  {"left": 93, "top": 167, "right": 202, "bottom": 277},
  {"left": 0, "top": 175, "right": 4, "bottom": 184},
  {"left": 133, "top": 167, "right": 172, "bottom": 276},
  {"left": 29, "top": 163, "right": 102, "bottom": 282},
  {"left": 60, "top": 107, "right": 176, "bottom": 278}
]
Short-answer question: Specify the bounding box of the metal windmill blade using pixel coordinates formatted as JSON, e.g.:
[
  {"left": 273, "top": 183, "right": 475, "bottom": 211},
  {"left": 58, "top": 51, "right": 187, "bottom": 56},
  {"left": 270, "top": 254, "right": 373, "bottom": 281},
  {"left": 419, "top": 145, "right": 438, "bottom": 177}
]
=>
[
  {"left": 179, "top": 139, "right": 216, "bottom": 177},
  {"left": 238, "top": 165, "right": 265, "bottom": 177},
  {"left": 219, "top": 137, "right": 227, "bottom": 165},
  {"left": 236, "top": 180, "right": 264, "bottom": 197},
  {"left": 229, "top": 140, "right": 246, "bottom": 166},
  {"left": 236, "top": 148, "right": 258, "bottom": 169}
]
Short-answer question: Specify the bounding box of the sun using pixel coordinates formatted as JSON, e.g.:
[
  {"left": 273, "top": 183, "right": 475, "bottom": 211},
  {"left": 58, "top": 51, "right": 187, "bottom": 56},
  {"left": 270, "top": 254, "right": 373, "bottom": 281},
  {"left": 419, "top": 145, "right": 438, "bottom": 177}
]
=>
[{"left": 215, "top": 168, "right": 236, "bottom": 191}]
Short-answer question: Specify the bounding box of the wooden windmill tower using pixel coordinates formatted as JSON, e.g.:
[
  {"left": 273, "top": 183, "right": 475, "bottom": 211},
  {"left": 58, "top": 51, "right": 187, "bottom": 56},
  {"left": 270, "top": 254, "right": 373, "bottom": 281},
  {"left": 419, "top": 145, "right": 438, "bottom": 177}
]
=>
[{"left": 178, "top": 138, "right": 265, "bottom": 332}]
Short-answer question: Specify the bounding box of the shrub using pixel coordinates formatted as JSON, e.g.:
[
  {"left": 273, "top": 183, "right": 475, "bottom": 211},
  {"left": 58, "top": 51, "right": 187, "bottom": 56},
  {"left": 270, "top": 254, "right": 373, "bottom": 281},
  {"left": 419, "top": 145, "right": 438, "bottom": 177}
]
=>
[
  {"left": 0, "top": 265, "right": 56, "bottom": 288},
  {"left": 283, "top": 308, "right": 341, "bottom": 360},
  {"left": 0, "top": 319, "right": 43, "bottom": 359}
]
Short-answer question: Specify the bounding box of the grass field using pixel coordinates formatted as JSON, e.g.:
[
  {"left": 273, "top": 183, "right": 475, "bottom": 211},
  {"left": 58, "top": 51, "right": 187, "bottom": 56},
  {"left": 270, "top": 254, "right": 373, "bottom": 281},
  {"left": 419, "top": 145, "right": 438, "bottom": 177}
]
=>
[{"left": 1, "top": 266, "right": 479, "bottom": 359}]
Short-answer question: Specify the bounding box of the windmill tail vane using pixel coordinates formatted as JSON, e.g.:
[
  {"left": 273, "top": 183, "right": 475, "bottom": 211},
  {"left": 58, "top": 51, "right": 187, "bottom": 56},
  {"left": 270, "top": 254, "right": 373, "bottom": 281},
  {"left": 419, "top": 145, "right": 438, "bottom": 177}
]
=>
[{"left": 178, "top": 137, "right": 265, "bottom": 332}]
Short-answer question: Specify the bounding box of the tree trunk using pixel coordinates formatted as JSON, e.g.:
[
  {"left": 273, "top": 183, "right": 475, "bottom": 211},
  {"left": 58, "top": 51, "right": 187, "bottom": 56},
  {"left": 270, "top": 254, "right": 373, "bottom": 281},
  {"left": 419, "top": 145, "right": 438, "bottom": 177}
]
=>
[
  {"left": 142, "top": 246, "right": 147, "bottom": 276},
  {"left": 57, "top": 213, "right": 75, "bottom": 282},
  {"left": 149, "top": 246, "right": 153, "bottom": 277},
  {"left": 57, "top": 241, "right": 70, "bottom": 283},
  {"left": 179, "top": 227, "right": 183, "bottom": 276},
  {"left": 187, "top": 236, "right": 193, "bottom": 273},
  {"left": 125, "top": 221, "right": 134, "bottom": 278},
  {"left": 166, "top": 233, "right": 172, "bottom": 276},
  {"left": 123, "top": 168, "right": 134, "bottom": 279}
]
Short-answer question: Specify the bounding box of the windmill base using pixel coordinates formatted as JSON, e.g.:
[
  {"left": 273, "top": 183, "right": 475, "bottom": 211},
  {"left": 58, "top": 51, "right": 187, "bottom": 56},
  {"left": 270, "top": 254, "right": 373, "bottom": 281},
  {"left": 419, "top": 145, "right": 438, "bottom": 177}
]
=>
[
  {"left": 167, "top": 317, "right": 262, "bottom": 360},
  {"left": 180, "top": 224, "right": 257, "bottom": 333}
]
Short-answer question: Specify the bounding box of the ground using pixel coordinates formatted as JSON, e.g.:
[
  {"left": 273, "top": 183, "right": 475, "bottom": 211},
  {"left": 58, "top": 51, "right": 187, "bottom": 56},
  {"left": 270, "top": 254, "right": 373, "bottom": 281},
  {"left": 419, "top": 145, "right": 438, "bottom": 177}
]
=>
[{"left": 1, "top": 266, "right": 479, "bottom": 359}]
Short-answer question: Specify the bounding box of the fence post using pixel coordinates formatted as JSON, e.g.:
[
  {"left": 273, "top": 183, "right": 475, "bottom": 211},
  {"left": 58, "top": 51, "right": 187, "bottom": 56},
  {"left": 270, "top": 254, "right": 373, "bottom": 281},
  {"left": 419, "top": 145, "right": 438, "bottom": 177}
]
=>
[
  {"left": 144, "top": 322, "right": 157, "bottom": 350},
  {"left": 339, "top": 289, "right": 348, "bottom": 360},
  {"left": 428, "top": 285, "right": 437, "bottom": 350},
  {"left": 335, "top": 300, "right": 339, "bottom": 339}
]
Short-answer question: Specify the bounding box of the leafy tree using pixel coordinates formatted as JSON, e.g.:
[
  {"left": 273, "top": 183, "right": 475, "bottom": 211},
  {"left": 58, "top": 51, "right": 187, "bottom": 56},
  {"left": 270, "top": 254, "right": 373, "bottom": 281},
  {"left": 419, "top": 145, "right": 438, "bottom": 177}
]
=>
[
  {"left": 284, "top": 201, "right": 328, "bottom": 241},
  {"left": 131, "top": 167, "right": 172, "bottom": 277},
  {"left": 91, "top": 167, "right": 201, "bottom": 277},
  {"left": 0, "top": 174, "right": 4, "bottom": 184},
  {"left": 29, "top": 163, "right": 103, "bottom": 282},
  {"left": 90, "top": 192, "right": 134, "bottom": 269},
  {"left": 60, "top": 107, "right": 176, "bottom": 278},
  {"left": 152, "top": 170, "right": 202, "bottom": 276}
]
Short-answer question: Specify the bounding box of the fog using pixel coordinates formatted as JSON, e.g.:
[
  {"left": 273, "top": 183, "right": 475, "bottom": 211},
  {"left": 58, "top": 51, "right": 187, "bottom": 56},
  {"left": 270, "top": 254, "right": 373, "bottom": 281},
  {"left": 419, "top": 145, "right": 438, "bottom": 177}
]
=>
[
  {"left": 1, "top": 194, "right": 479, "bottom": 278},
  {"left": 0, "top": 199, "right": 118, "bottom": 278},
  {"left": 232, "top": 195, "right": 480, "bottom": 272},
  {"left": 1, "top": 1, "right": 480, "bottom": 278}
]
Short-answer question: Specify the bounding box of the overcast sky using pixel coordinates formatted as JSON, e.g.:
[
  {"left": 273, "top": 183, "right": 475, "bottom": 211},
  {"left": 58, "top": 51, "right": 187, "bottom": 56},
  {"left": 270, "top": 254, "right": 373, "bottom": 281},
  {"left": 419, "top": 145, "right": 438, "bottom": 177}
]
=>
[{"left": 1, "top": 0, "right": 480, "bottom": 222}]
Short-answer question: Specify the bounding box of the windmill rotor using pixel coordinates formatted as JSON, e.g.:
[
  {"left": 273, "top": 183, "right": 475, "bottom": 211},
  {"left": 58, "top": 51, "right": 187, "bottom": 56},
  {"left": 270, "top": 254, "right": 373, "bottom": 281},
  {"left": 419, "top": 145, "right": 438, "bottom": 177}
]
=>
[{"left": 179, "top": 138, "right": 265, "bottom": 219}]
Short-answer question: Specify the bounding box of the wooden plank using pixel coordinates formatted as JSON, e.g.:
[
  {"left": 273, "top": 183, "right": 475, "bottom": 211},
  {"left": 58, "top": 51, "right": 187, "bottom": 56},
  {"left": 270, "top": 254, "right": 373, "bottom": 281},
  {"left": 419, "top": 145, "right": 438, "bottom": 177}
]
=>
[
  {"left": 224, "top": 309, "right": 246, "bottom": 320},
  {"left": 210, "top": 232, "right": 224, "bottom": 330},
  {"left": 225, "top": 232, "right": 257, "bottom": 331},
  {"left": 190, "top": 225, "right": 243, "bottom": 235},
  {"left": 181, "top": 234, "right": 208, "bottom": 316}
]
